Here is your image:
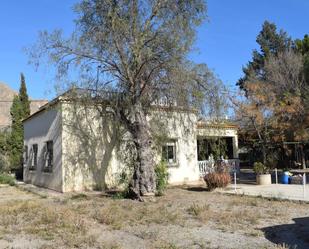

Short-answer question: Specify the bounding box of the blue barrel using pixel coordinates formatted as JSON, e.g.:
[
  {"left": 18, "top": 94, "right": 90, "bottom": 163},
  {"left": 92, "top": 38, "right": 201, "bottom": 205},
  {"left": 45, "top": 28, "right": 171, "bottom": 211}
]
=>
[{"left": 281, "top": 172, "right": 290, "bottom": 184}]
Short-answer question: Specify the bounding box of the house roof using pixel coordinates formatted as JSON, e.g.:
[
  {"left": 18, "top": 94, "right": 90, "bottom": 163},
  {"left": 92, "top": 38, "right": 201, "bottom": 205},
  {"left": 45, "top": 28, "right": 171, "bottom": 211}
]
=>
[
  {"left": 197, "top": 120, "right": 238, "bottom": 130},
  {"left": 22, "top": 92, "right": 66, "bottom": 123},
  {"left": 23, "top": 92, "right": 237, "bottom": 127},
  {"left": 23, "top": 88, "right": 199, "bottom": 123}
]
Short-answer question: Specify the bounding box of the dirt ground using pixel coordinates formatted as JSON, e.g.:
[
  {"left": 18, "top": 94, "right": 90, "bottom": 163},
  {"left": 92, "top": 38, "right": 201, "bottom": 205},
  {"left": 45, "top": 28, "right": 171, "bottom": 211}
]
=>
[{"left": 0, "top": 185, "right": 308, "bottom": 249}]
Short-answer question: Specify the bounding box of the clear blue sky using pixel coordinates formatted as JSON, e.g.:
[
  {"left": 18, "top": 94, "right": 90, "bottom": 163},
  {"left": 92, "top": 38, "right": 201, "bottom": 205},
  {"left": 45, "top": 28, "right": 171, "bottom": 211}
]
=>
[{"left": 0, "top": 0, "right": 308, "bottom": 100}]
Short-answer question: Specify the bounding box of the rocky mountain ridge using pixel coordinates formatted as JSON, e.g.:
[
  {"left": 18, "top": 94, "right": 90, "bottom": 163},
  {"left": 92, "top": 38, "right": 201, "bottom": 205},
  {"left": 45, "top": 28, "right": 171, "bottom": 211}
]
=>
[{"left": 0, "top": 82, "right": 48, "bottom": 129}]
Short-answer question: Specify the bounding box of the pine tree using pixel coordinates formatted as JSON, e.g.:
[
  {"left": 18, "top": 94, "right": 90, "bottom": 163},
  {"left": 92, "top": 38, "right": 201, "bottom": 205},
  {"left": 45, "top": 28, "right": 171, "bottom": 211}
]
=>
[
  {"left": 9, "top": 73, "right": 31, "bottom": 177},
  {"left": 237, "top": 21, "right": 293, "bottom": 92},
  {"left": 295, "top": 34, "right": 309, "bottom": 85}
]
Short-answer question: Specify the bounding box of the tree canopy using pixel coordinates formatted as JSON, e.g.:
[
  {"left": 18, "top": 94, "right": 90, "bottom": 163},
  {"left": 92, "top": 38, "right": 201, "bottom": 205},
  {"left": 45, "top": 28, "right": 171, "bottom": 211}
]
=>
[
  {"left": 235, "top": 21, "right": 309, "bottom": 168},
  {"left": 296, "top": 34, "right": 309, "bottom": 88},
  {"left": 31, "top": 0, "right": 209, "bottom": 108},
  {"left": 237, "top": 21, "right": 293, "bottom": 92}
]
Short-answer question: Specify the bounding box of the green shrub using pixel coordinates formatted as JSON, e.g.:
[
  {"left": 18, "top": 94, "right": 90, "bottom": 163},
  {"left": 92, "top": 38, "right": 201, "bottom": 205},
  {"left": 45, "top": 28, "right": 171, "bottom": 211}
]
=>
[
  {"left": 253, "top": 162, "right": 269, "bottom": 174},
  {"left": 0, "top": 173, "right": 16, "bottom": 186},
  {"left": 0, "top": 155, "right": 10, "bottom": 173},
  {"left": 111, "top": 168, "right": 132, "bottom": 197},
  {"left": 155, "top": 161, "right": 169, "bottom": 196},
  {"left": 203, "top": 172, "right": 231, "bottom": 191}
]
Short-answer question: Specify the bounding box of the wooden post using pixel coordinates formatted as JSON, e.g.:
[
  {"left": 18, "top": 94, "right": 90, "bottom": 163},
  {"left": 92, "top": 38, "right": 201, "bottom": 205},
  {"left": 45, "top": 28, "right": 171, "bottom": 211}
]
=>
[
  {"left": 234, "top": 172, "right": 237, "bottom": 193},
  {"left": 301, "top": 145, "right": 306, "bottom": 169},
  {"left": 303, "top": 173, "right": 306, "bottom": 200}
]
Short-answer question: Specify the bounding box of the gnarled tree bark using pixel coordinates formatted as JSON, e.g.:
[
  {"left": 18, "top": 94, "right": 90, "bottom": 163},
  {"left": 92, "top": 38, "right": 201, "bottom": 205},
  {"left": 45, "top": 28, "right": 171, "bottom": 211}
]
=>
[{"left": 125, "top": 103, "right": 156, "bottom": 200}]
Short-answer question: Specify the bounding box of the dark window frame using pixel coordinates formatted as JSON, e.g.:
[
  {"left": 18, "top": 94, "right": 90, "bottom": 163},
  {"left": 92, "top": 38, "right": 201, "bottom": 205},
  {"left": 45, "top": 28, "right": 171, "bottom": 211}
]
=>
[
  {"left": 162, "top": 140, "right": 177, "bottom": 165},
  {"left": 43, "top": 140, "right": 53, "bottom": 173},
  {"left": 29, "top": 144, "right": 38, "bottom": 170}
]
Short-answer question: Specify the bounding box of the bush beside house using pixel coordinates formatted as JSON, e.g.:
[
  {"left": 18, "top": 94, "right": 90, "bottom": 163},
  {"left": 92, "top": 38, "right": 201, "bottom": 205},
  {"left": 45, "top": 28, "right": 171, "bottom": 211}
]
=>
[{"left": 203, "top": 161, "right": 231, "bottom": 191}]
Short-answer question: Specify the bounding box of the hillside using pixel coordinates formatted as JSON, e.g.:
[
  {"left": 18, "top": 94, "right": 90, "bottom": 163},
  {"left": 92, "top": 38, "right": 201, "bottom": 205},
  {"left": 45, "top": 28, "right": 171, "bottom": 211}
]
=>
[{"left": 0, "top": 82, "right": 48, "bottom": 129}]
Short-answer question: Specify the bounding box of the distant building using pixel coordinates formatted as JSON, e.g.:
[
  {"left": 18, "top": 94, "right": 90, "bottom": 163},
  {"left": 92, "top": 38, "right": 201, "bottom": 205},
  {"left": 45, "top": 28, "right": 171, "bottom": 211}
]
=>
[{"left": 0, "top": 82, "right": 47, "bottom": 129}]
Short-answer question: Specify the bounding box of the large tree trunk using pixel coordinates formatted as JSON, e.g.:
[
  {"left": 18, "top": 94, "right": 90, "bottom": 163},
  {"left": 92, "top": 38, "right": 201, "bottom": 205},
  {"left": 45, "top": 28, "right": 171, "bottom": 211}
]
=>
[{"left": 128, "top": 103, "right": 156, "bottom": 200}]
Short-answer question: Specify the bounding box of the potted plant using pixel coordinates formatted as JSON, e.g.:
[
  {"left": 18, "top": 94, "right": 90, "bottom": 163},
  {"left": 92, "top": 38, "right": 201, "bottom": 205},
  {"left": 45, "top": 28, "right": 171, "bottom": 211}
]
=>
[{"left": 253, "top": 162, "right": 272, "bottom": 185}]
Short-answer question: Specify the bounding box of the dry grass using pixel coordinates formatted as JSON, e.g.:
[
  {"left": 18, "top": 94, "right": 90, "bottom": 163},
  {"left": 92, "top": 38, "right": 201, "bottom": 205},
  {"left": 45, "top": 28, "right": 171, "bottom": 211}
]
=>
[
  {"left": 0, "top": 186, "right": 309, "bottom": 248},
  {"left": 185, "top": 199, "right": 261, "bottom": 231},
  {"left": 0, "top": 200, "right": 96, "bottom": 248},
  {"left": 186, "top": 202, "right": 210, "bottom": 216},
  {"left": 85, "top": 199, "right": 181, "bottom": 229},
  {"left": 268, "top": 244, "right": 292, "bottom": 249},
  {"left": 154, "top": 242, "right": 179, "bottom": 249}
]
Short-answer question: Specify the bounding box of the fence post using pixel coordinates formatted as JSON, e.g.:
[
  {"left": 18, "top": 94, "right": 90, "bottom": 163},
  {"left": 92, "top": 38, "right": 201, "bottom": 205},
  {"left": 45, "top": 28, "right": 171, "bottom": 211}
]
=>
[
  {"left": 303, "top": 173, "right": 306, "bottom": 200},
  {"left": 234, "top": 171, "right": 237, "bottom": 193},
  {"left": 275, "top": 168, "right": 278, "bottom": 184}
]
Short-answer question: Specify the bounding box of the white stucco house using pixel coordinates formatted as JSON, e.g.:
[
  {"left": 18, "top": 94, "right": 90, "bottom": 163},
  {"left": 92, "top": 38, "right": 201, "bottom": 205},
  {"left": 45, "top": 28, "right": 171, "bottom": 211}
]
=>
[{"left": 23, "top": 91, "right": 239, "bottom": 192}]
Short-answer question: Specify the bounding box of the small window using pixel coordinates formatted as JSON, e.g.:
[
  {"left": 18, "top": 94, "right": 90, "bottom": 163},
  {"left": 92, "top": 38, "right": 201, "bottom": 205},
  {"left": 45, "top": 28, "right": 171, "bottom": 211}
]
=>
[
  {"left": 43, "top": 141, "right": 53, "bottom": 172},
  {"left": 29, "top": 144, "right": 38, "bottom": 170},
  {"left": 162, "top": 141, "right": 177, "bottom": 165}
]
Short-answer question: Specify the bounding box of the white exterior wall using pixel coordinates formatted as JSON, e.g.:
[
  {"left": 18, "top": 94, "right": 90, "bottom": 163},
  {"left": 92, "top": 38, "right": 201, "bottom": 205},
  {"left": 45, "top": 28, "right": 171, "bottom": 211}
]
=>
[
  {"left": 61, "top": 102, "right": 122, "bottom": 192},
  {"left": 150, "top": 110, "right": 200, "bottom": 184},
  {"left": 23, "top": 101, "right": 239, "bottom": 192},
  {"left": 60, "top": 104, "right": 201, "bottom": 191},
  {"left": 23, "top": 105, "right": 63, "bottom": 192},
  {"left": 61, "top": 102, "right": 102, "bottom": 192}
]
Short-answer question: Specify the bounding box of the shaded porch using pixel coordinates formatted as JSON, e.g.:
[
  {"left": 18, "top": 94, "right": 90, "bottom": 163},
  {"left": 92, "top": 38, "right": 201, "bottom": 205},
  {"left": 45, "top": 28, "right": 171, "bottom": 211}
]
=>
[
  {"left": 196, "top": 120, "right": 239, "bottom": 177},
  {"left": 197, "top": 136, "right": 239, "bottom": 176}
]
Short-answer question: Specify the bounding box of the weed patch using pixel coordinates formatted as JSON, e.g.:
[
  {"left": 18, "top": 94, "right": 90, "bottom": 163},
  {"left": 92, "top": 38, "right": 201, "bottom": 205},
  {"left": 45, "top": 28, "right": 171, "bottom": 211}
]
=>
[
  {"left": 0, "top": 173, "right": 15, "bottom": 186},
  {"left": 187, "top": 203, "right": 210, "bottom": 216}
]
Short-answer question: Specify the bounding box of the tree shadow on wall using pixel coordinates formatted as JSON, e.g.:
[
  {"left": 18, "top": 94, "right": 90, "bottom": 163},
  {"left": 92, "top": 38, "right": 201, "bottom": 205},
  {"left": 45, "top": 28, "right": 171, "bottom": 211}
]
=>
[
  {"left": 63, "top": 100, "right": 198, "bottom": 192},
  {"left": 262, "top": 217, "right": 309, "bottom": 249},
  {"left": 62, "top": 101, "right": 124, "bottom": 191}
]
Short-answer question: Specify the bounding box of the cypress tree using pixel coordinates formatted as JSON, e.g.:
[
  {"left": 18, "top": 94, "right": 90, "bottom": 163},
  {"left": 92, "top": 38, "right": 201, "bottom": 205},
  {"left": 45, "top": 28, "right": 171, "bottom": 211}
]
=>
[
  {"left": 9, "top": 73, "right": 31, "bottom": 177},
  {"left": 0, "top": 130, "right": 9, "bottom": 172},
  {"left": 19, "top": 73, "right": 31, "bottom": 117},
  {"left": 9, "top": 95, "right": 23, "bottom": 170}
]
